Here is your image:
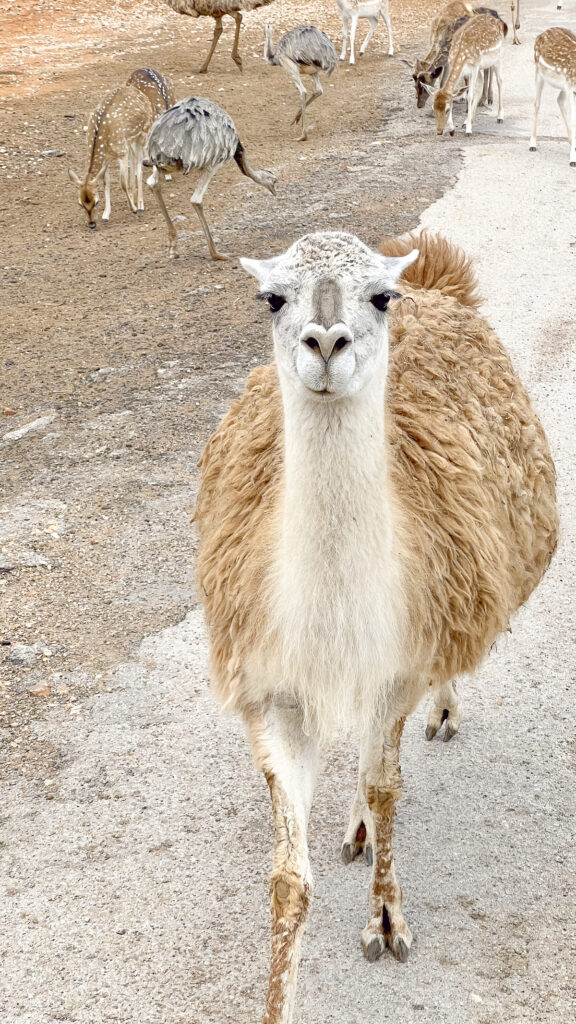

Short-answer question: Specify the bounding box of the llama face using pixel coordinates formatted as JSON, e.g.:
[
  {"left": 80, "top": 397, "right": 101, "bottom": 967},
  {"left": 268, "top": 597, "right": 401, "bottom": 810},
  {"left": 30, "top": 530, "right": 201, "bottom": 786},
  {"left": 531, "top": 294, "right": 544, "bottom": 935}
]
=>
[{"left": 241, "top": 232, "right": 417, "bottom": 400}]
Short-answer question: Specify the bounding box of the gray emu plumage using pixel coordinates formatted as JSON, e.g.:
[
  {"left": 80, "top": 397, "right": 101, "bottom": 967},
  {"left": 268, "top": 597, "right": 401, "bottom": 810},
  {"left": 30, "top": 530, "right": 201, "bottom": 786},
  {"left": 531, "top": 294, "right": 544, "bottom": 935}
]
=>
[
  {"left": 146, "top": 97, "right": 276, "bottom": 260},
  {"left": 264, "top": 24, "right": 338, "bottom": 141},
  {"left": 162, "top": 0, "right": 275, "bottom": 73}
]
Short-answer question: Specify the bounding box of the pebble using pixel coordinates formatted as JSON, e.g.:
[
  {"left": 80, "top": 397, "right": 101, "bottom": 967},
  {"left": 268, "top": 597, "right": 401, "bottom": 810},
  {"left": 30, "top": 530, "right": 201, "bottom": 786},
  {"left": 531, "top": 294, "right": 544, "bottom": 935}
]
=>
[{"left": 28, "top": 682, "right": 52, "bottom": 698}]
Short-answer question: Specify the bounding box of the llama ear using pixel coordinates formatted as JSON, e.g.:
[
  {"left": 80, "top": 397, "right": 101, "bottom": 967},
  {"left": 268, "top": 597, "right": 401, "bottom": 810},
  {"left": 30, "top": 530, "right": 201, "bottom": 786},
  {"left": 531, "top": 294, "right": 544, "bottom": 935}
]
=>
[
  {"left": 381, "top": 248, "right": 419, "bottom": 281},
  {"left": 240, "top": 255, "right": 280, "bottom": 284}
]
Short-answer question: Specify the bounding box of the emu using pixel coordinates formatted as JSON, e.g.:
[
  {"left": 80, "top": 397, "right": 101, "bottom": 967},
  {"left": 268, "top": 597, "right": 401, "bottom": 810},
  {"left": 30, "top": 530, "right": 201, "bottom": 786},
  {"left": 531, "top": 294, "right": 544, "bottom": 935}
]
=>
[
  {"left": 162, "top": 0, "right": 275, "bottom": 73},
  {"left": 195, "top": 230, "right": 558, "bottom": 1023},
  {"left": 146, "top": 96, "right": 276, "bottom": 259},
  {"left": 264, "top": 24, "right": 338, "bottom": 141}
]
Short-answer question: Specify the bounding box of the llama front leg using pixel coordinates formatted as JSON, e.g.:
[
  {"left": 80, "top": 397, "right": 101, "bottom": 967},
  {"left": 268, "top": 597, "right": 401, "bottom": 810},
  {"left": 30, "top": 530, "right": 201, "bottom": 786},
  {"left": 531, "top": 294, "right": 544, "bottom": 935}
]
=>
[
  {"left": 246, "top": 702, "right": 319, "bottom": 1024},
  {"left": 341, "top": 736, "right": 375, "bottom": 866},
  {"left": 358, "top": 717, "right": 412, "bottom": 963}
]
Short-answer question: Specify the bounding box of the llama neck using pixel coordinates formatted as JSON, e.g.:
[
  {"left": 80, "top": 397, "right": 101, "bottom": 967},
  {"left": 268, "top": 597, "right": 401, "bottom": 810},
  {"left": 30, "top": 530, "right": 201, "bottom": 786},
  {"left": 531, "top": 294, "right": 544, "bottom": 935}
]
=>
[{"left": 278, "top": 371, "right": 395, "bottom": 579}]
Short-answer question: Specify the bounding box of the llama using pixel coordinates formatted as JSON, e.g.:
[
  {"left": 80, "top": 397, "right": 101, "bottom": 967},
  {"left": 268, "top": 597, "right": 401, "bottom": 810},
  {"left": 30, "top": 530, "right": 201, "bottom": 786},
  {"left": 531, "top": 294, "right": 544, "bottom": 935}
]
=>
[{"left": 195, "top": 230, "right": 558, "bottom": 1022}]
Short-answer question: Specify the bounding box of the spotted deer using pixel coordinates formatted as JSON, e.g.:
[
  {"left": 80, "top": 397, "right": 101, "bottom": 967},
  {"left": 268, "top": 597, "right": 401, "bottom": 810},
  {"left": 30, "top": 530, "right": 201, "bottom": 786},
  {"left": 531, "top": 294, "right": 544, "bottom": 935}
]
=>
[
  {"left": 407, "top": 7, "right": 502, "bottom": 110},
  {"left": 510, "top": 0, "right": 520, "bottom": 45},
  {"left": 529, "top": 28, "right": 576, "bottom": 167},
  {"left": 337, "top": 0, "right": 394, "bottom": 65},
  {"left": 126, "top": 67, "right": 176, "bottom": 116},
  {"left": 421, "top": 0, "right": 474, "bottom": 66},
  {"left": 433, "top": 13, "right": 506, "bottom": 135},
  {"left": 68, "top": 86, "right": 154, "bottom": 227}
]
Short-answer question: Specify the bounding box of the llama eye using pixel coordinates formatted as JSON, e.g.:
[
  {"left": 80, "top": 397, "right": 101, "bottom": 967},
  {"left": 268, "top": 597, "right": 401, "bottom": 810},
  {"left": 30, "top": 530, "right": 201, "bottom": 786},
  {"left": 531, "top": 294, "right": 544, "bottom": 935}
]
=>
[
  {"left": 370, "top": 291, "right": 397, "bottom": 312},
  {"left": 258, "top": 293, "right": 286, "bottom": 313}
]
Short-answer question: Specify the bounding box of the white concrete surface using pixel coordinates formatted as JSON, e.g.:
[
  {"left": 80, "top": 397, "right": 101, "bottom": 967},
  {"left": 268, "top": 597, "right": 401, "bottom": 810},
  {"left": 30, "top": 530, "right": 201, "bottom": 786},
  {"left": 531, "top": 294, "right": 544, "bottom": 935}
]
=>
[{"left": 1, "top": 3, "right": 575, "bottom": 1023}]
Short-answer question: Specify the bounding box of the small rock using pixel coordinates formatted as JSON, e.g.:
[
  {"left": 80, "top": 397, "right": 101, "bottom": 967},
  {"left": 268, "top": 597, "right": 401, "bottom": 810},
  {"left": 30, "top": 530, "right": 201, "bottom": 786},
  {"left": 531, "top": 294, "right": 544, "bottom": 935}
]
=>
[
  {"left": 40, "top": 149, "right": 65, "bottom": 158},
  {"left": 2, "top": 408, "right": 16, "bottom": 415},
  {"left": 28, "top": 682, "right": 51, "bottom": 698},
  {"left": 172, "top": 215, "right": 188, "bottom": 224},
  {"left": 3, "top": 414, "right": 56, "bottom": 442},
  {"left": 8, "top": 643, "right": 42, "bottom": 666},
  {"left": 469, "top": 993, "right": 484, "bottom": 1004}
]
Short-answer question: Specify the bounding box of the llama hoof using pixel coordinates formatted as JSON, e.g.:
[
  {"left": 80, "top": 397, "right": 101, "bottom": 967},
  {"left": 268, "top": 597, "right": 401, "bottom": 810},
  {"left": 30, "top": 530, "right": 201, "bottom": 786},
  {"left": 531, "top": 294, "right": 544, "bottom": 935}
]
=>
[
  {"left": 341, "top": 820, "right": 372, "bottom": 865},
  {"left": 362, "top": 931, "right": 386, "bottom": 962},
  {"left": 390, "top": 934, "right": 411, "bottom": 963},
  {"left": 426, "top": 699, "right": 462, "bottom": 742}
]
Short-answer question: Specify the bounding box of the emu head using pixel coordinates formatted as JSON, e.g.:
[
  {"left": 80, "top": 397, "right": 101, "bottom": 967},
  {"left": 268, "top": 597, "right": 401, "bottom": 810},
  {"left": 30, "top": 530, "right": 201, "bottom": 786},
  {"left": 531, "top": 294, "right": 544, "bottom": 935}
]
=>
[
  {"left": 68, "top": 166, "right": 105, "bottom": 227},
  {"left": 241, "top": 232, "right": 418, "bottom": 401}
]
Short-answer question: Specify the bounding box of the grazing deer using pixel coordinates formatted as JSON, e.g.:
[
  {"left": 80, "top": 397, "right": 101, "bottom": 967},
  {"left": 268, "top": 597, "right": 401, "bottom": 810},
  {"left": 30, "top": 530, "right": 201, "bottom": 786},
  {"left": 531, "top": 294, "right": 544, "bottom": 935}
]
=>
[
  {"left": 68, "top": 86, "right": 154, "bottom": 227},
  {"left": 337, "top": 0, "right": 393, "bottom": 65},
  {"left": 422, "top": 0, "right": 474, "bottom": 65},
  {"left": 433, "top": 13, "right": 506, "bottom": 136},
  {"left": 126, "top": 67, "right": 176, "bottom": 115},
  {"left": 529, "top": 28, "right": 576, "bottom": 167},
  {"left": 407, "top": 8, "right": 502, "bottom": 109}
]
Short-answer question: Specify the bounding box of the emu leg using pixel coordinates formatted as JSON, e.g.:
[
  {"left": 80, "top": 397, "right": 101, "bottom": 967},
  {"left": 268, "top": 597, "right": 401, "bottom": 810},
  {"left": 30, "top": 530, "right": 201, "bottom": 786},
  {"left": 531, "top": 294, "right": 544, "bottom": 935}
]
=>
[
  {"left": 360, "top": 717, "right": 413, "bottom": 964},
  {"left": 246, "top": 703, "right": 319, "bottom": 1024},
  {"left": 230, "top": 11, "right": 243, "bottom": 72},
  {"left": 190, "top": 164, "right": 233, "bottom": 260},
  {"left": 147, "top": 166, "right": 178, "bottom": 257},
  {"left": 198, "top": 16, "right": 223, "bottom": 73},
  {"left": 425, "top": 680, "right": 463, "bottom": 741}
]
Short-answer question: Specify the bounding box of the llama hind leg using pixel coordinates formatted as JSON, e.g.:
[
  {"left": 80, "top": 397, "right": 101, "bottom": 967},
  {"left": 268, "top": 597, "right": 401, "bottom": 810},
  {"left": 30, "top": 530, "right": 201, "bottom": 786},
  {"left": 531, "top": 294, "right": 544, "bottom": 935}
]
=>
[
  {"left": 341, "top": 737, "right": 375, "bottom": 866},
  {"left": 425, "top": 679, "right": 462, "bottom": 741},
  {"left": 246, "top": 701, "right": 319, "bottom": 1024},
  {"left": 361, "top": 716, "right": 412, "bottom": 963}
]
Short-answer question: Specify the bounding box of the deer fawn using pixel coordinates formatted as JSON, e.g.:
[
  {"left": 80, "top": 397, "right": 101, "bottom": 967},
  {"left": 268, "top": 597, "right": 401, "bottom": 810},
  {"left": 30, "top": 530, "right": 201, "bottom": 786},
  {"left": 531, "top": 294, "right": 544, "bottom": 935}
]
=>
[
  {"left": 68, "top": 86, "right": 154, "bottom": 227},
  {"left": 433, "top": 13, "right": 506, "bottom": 136},
  {"left": 529, "top": 28, "right": 576, "bottom": 167},
  {"left": 126, "top": 67, "right": 175, "bottom": 116},
  {"left": 337, "top": 0, "right": 393, "bottom": 65}
]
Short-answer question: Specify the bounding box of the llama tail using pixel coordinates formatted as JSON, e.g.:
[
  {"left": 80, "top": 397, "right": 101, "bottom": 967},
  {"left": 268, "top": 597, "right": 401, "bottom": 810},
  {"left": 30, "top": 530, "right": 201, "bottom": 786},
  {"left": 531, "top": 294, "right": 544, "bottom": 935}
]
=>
[{"left": 379, "top": 230, "right": 481, "bottom": 309}]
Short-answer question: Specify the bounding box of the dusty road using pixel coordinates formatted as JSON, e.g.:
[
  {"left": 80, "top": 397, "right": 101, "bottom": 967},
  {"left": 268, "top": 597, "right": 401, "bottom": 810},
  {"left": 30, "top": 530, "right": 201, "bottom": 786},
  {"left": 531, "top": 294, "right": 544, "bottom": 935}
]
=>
[{"left": 1, "top": 1, "right": 575, "bottom": 1022}]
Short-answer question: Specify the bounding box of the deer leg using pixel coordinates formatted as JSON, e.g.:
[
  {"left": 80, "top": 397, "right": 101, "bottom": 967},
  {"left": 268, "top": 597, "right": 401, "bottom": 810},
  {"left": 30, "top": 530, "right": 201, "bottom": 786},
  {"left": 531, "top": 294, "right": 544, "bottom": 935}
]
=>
[
  {"left": 380, "top": 7, "right": 394, "bottom": 56},
  {"left": 360, "top": 717, "right": 412, "bottom": 963},
  {"left": 230, "top": 12, "right": 243, "bottom": 72},
  {"left": 198, "top": 16, "right": 223, "bottom": 74},
  {"left": 425, "top": 680, "right": 463, "bottom": 741},
  {"left": 147, "top": 165, "right": 178, "bottom": 257},
  {"left": 557, "top": 89, "right": 576, "bottom": 165},
  {"left": 119, "top": 157, "right": 138, "bottom": 213},
  {"left": 464, "top": 67, "right": 479, "bottom": 134},
  {"left": 510, "top": 1, "right": 520, "bottom": 45},
  {"left": 101, "top": 165, "right": 112, "bottom": 222},
  {"left": 494, "top": 60, "right": 504, "bottom": 123},
  {"left": 246, "top": 701, "right": 319, "bottom": 1024},
  {"left": 359, "top": 17, "right": 378, "bottom": 57},
  {"left": 529, "top": 73, "right": 544, "bottom": 151},
  {"left": 190, "top": 164, "right": 234, "bottom": 260},
  {"left": 339, "top": 16, "right": 349, "bottom": 61},
  {"left": 134, "top": 147, "right": 144, "bottom": 212},
  {"left": 349, "top": 14, "right": 358, "bottom": 65}
]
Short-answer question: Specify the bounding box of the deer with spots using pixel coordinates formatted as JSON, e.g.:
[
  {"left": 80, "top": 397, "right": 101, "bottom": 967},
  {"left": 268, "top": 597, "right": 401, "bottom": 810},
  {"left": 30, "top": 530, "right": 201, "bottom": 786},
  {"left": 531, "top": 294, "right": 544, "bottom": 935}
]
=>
[
  {"left": 529, "top": 28, "right": 576, "bottom": 166},
  {"left": 68, "top": 86, "right": 154, "bottom": 227},
  {"left": 433, "top": 12, "right": 506, "bottom": 136}
]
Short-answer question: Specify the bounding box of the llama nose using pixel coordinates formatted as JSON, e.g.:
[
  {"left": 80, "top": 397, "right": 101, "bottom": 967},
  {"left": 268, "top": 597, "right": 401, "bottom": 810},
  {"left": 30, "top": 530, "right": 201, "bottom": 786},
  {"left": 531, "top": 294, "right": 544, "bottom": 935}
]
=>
[{"left": 300, "top": 323, "right": 353, "bottom": 362}]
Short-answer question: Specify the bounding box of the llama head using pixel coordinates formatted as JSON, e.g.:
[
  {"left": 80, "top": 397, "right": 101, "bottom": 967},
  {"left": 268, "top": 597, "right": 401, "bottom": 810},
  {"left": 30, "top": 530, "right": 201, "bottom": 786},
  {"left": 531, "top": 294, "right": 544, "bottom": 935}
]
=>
[{"left": 241, "top": 232, "right": 417, "bottom": 400}]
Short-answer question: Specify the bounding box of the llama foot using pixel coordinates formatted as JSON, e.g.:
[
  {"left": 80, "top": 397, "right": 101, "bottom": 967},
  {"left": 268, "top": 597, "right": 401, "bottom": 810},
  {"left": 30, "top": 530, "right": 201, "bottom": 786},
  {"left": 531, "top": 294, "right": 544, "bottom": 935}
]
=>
[
  {"left": 361, "top": 910, "right": 412, "bottom": 963},
  {"left": 341, "top": 820, "right": 373, "bottom": 866},
  {"left": 425, "top": 685, "right": 462, "bottom": 741}
]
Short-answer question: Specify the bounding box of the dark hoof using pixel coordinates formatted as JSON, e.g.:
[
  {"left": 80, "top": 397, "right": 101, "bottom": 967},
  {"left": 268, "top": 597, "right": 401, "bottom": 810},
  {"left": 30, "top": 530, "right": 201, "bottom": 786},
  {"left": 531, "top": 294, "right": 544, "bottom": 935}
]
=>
[
  {"left": 87, "top": 222, "right": 96, "bottom": 230},
  {"left": 341, "top": 843, "right": 355, "bottom": 866},
  {"left": 425, "top": 724, "right": 438, "bottom": 741},
  {"left": 449, "top": 130, "right": 455, "bottom": 137},
  {"left": 497, "top": 118, "right": 504, "bottom": 123},
  {"left": 391, "top": 936, "right": 411, "bottom": 963},
  {"left": 529, "top": 146, "right": 537, "bottom": 152},
  {"left": 443, "top": 724, "right": 458, "bottom": 742},
  {"left": 571, "top": 161, "right": 576, "bottom": 167},
  {"left": 365, "top": 844, "right": 373, "bottom": 867},
  {"left": 364, "top": 935, "right": 385, "bottom": 962}
]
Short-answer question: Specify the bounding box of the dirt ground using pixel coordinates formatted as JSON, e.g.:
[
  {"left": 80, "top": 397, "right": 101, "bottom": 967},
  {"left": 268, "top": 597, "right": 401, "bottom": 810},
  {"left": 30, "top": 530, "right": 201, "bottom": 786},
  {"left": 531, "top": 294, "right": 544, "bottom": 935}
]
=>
[{"left": 1, "top": 0, "right": 456, "bottom": 778}]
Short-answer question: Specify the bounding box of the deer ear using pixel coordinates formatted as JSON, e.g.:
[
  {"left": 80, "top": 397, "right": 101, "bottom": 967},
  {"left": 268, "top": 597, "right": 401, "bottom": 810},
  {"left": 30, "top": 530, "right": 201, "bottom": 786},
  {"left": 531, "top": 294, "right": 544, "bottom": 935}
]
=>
[
  {"left": 400, "top": 58, "right": 414, "bottom": 70},
  {"left": 430, "top": 65, "right": 443, "bottom": 81},
  {"left": 240, "top": 255, "right": 280, "bottom": 284},
  {"left": 68, "top": 168, "right": 81, "bottom": 185},
  {"left": 93, "top": 165, "right": 106, "bottom": 183}
]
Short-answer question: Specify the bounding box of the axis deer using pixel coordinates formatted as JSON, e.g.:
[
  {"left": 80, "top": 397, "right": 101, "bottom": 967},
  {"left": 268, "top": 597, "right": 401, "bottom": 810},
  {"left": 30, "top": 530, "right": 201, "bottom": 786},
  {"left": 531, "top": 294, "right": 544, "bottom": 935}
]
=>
[
  {"left": 407, "top": 8, "right": 502, "bottom": 109},
  {"left": 529, "top": 28, "right": 576, "bottom": 167},
  {"left": 433, "top": 13, "right": 505, "bottom": 136},
  {"left": 421, "top": 1, "right": 474, "bottom": 66},
  {"left": 68, "top": 86, "right": 154, "bottom": 227},
  {"left": 126, "top": 67, "right": 176, "bottom": 115},
  {"left": 510, "top": 1, "right": 520, "bottom": 45},
  {"left": 337, "top": 0, "right": 393, "bottom": 65}
]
